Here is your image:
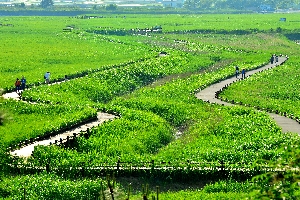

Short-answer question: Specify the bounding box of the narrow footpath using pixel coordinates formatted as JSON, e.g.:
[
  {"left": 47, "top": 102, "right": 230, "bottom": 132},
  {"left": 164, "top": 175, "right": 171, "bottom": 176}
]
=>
[
  {"left": 4, "top": 55, "right": 300, "bottom": 158},
  {"left": 195, "top": 56, "right": 300, "bottom": 134},
  {"left": 10, "top": 112, "right": 116, "bottom": 158},
  {"left": 2, "top": 82, "right": 117, "bottom": 158}
]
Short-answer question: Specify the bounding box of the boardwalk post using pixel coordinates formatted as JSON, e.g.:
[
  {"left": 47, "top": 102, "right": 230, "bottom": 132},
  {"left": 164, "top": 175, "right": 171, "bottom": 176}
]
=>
[
  {"left": 23, "top": 187, "right": 26, "bottom": 200},
  {"left": 116, "top": 159, "right": 121, "bottom": 176},
  {"left": 100, "top": 181, "right": 105, "bottom": 200},
  {"left": 151, "top": 160, "right": 155, "bottom": 173},
  {"left": 85, "top": 128, "right": 90, "bottom": 139},
  {"left": 81, "top": 162, "right": 85, "bottom": 177},
  {"left": 46, "top": 162, "right": 50, "bottom": 173},
  {"left": 66, "top": 136, "right": 70, "bottom": 147},
  {"left": 117, "top": 159, "right": 120, "bottom": 171},
  {"left": 187, "top": 160, "right": 191, "bottom": 171},
  {"left": 156, "top": 186, "right": 159, "bottom": 200},
  {"left": 126, "top": 183, "right": 131, "bottom": 200},
  {"left": 220, "top": 160, "right": 225, "bottom": 177}
]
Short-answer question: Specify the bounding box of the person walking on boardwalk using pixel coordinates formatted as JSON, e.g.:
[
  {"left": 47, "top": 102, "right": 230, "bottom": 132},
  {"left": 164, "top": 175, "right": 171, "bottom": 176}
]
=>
[
  {"left": 44, "top": 72, "right": 50, "bottom": 84},
  {"left": 241, "top": 69, "right": 246, "bottom": 79},
  {"left": 275, "top": 55, "right": 279, "bottom": 63},
  {"left": 15, "top": 78, "right": 21, "bottom": 93},
  {"left": 270, "top": 55, "right": 274, "bottom": 64},
  {"left": 21, "top": 76, "right": 26, "bottom": 90},
  {"left": 235, "top": 66, "right": 239, "bottom": 78}
]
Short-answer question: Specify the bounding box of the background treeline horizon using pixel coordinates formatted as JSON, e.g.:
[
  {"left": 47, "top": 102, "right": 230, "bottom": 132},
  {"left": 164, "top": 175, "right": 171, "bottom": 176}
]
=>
[
  {"left": 1, "top": 0, "right": 300, "bottom": 14},
  {"left": 183, "top": 0, "right": 300, "bottom": 10}
]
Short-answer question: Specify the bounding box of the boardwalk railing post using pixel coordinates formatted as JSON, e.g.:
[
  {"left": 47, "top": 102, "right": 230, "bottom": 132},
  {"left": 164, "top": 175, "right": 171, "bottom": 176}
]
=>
[
  {"left": 23, "top": 187, "right": 26, "bottom": 200},
  {"left": 126, "top": 183, "right": 131, "bottom": 200},
  {"left": 151, "top": 160, "right": 155, "bottom": 173},
  {"left": 85, "top": 128, "right": 90, "bottom": 139},
  {"left": 81, "top": 162, "right": 85, "bottom": 177},
  {"left": 46, "top": 162, "right": 50, "bottom": 173},
  {"left": 66, "top": 136, "right": 70, "bottom": 147},
  {"left": 117, "top": 159, "right": 120, "bottom": 171},
  {"left": 220, "top": 160, "right": 225, "bottom": 178},
  {"left": 116, "top": 159, "right": 120, "bottom": 177}
]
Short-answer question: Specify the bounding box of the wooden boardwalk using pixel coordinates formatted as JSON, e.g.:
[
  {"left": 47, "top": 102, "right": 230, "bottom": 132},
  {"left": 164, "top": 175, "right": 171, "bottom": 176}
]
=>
[
  {"left": 4, "top": 55, "right": 300, "bottom": 159},
  {"left": 10, "top": 112, "right": 117, "bottom": 158},
  {"left": 195, "top": 56, "right": 300, "bottom": 134}
]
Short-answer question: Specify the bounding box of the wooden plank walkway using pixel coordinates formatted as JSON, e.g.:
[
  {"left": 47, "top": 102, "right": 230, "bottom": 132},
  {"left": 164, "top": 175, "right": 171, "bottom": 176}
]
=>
[
  {"left": 10, "top": 112, "right": 117, "bottom": 158},
  {"left": 2, "top": 80, "right": 117, "bottom": 158},
  {"left": 4, "top": 55, "right": 300, "bottom": 160},
  {"left": 195, "top": 56, "right": 300, "bottom": 134}
]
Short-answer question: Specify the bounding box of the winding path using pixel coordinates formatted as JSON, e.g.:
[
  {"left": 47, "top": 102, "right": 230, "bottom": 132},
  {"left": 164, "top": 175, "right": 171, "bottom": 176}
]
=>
[
  {"left": 195, "top": 56, "right": 300, "bottom": 134},
  {"left": 4, "top": 55, "right": 300, "bottom": 158},
  {"left": 10, "top": 112, "right": 116, "bottom": 158},
  {"left": 3, "top": 83, "right": 117, "bottom": 158}
]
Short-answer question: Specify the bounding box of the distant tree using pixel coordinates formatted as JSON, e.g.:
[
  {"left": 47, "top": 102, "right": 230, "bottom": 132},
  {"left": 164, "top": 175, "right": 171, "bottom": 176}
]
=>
[
  {"left": 40, "top": 0, "right": 54, "bottom": 8},
  {"left": 182, "top": 0, "right": 300, "bottom": 10},
  {"left": 20, "top": 2, "right": 26, "bottom": 8},
  {"left": 106, "top": 4, "right": 117, "bottom": 11},
  {"left": 184, "top": 0, "right": 214, "bottom": 10},
  {"left": 184, "top": 0, "right": 197, "bottom": 9}
]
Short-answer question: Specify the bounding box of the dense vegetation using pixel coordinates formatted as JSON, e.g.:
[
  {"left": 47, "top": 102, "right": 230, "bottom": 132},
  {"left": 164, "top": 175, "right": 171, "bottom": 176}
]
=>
[{"left": 0, "top": 14, "right": 300, "bottom": 199}]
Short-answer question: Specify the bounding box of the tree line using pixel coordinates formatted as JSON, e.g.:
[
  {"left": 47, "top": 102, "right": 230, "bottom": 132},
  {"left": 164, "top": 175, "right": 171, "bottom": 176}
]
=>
[{"left": 183, "top": 0, "right": 300, "bottom": 10}]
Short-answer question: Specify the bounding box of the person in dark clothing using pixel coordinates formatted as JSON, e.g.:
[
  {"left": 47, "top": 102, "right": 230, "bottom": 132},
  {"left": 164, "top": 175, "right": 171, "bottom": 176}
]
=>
[
  {"left": 15, "top": 78, "right": 21, "bottom": 93},
  {"left": 21, "top": 76, "right": 26, "bottom": 90},
  {"left": 270, "top": 55, "right": 274, "bottom": 64},
  {"left": 235, "top": 66, "right": 239, "bottom": 78},
  {"left": 241, "top": 69, "right": 246, "bottom": 79}
]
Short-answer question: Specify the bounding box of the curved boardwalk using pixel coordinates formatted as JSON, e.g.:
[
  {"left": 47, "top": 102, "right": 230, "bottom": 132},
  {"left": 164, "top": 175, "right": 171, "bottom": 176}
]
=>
[
  {"left": 2, "top": 84, "right": 117, "bottom": 158},
  {"left": 4, "top": 56, "right": 300, "bottom": 158},
  {"left": 195, "top": 56, "right": 300, "bottom": 134},
  {"left": 10, "top": 112, "right": 116, "bottom": 158}
]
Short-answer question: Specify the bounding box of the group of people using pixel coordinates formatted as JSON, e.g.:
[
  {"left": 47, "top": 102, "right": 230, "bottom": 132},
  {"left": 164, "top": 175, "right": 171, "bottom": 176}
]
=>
[
  {"left": 235, "top": 54, "right": 279, "bottom": 80},
  {"left": 14, "top": 76, "right": 26, "bottom": 93},
  {"left": 270, "top": 54, "right": 279, "bottom": 64},
  {"left": 235, "top": 66, "right": 246, "bottom": 79},
  {"left": 15, "top": 72, "right": 51, "bottom": 93}
]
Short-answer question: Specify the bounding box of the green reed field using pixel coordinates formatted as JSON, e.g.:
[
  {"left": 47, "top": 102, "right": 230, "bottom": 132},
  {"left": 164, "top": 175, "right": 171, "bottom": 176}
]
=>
[{"left": 1, "top": 13, "right": 300, "bottom": 199}]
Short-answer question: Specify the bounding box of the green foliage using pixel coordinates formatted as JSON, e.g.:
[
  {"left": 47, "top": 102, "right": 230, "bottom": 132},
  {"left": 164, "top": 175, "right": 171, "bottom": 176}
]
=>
[
  {"left": 203, "top": 179, "right": 251, "bottom": 193},
  {"left": 250, "top": 144, "right": 300, "bottom": 199},
  {"left": 30, "top": 109, "right": 174, "bottom": 165},
  {"left": 0, "top": 100, "right": 96, "bottom": 147},
  {"left": 0, "top": 173, "right": 107, "bottom": 199},
  {"left": 21, "top": 51, "right": 203, "bottom": 104},
  {"left": 1, "top": 14, "right": 300, "bottom": 199},
  {"left": 0, "top": 16, "right": 154, "bottom": 91}
]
